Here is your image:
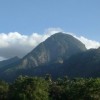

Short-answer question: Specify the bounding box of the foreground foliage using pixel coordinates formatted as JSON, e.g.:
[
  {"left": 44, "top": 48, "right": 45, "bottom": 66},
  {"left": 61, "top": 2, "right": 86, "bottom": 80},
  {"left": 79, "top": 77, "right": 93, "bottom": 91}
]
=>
[{"left": 0, "top": 76, "right": 100, "bottom": 100}]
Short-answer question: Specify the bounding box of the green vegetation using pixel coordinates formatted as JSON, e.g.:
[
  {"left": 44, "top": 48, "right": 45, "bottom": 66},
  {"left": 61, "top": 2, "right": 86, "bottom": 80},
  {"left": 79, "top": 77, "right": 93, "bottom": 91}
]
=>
[{"left": 0, "top": 76, "right": 100, "bottom": 100}]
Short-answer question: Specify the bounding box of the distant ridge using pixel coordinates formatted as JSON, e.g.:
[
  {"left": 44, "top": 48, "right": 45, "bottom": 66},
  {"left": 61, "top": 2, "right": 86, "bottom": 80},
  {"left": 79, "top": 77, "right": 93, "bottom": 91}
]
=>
[{"left": 0, "top": 56, "right": 20, "bottom": 68}]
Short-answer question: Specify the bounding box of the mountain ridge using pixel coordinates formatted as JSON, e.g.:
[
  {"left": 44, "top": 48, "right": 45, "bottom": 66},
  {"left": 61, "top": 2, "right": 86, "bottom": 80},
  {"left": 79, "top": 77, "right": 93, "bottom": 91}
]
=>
[{"left": 2, "top": 32, "right": 100, "bottom": 82}]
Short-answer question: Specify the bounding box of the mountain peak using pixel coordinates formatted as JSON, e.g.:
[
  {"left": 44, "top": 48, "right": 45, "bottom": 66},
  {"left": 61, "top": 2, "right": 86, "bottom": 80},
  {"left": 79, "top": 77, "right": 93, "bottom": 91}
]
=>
[
  {"left": 47, "top": 32, "right": 72, "bottom": 40},
  {"left": 21, "top": 33, "right": 86, "bottom": 68}
]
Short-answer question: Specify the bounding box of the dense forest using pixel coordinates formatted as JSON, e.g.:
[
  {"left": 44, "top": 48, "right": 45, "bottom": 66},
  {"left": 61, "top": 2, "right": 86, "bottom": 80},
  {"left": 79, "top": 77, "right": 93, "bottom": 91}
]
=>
[{"left": 0, "top": 75, "right": 100, "bottom": 100}]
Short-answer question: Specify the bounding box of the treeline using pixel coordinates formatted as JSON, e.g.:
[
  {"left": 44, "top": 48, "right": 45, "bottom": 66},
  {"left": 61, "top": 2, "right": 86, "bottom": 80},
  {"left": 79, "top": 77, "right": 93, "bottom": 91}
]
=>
[{"left": 0, "top": 75, "right": 100, "bottom": 100}]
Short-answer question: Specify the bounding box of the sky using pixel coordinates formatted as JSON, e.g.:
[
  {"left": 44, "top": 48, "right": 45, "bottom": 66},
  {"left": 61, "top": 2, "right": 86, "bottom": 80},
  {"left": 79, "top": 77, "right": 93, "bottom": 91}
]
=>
[{"left": 0, "top": 0, "right": 100, "bottom": 60}]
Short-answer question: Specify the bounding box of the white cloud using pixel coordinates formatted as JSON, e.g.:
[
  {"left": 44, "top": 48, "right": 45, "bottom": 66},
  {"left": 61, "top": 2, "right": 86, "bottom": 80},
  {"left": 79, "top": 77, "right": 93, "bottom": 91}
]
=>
[
  {"left": 0, "top": 28, "right": 62, "bottom": 59},
  {"left": 60, "top": 32, "right": 100, "bottom": 49},
  {"left": 0, "top": 28, "right": 100, "bottom": 60},
  {"left": 74, "top": 36, "right": 100, "bottom": 49},
  {"left": 44, "top": 28, "right": 63, "bottom": 35}
]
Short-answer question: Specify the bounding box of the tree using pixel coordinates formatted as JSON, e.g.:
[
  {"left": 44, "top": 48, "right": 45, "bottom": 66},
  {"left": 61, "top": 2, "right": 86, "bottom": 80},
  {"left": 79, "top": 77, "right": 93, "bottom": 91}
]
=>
[
  {"left": 9, "top": 76, "right": 49, "bottom": 100},
  {"left": 0, "top": 80, "right": 9, "bottom": 100}
]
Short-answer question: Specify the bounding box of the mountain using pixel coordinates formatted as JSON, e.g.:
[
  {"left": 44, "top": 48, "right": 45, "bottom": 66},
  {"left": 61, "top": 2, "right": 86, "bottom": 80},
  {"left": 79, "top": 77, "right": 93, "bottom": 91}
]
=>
[
  {"left": 62, "top": 47, "right": 100, "bottom": 77},
  {"left": 0, "top": 56, "right": 20, "bottom": 68},
  {"left": 0, "top": 32, "right": 100, "bottom": 82},
  {"left": 0, "top": 32, "right": 87, "bottom": 81},
  {"left": 19, "top": 33, "right": 86, "bottom": 68},
  {"left": 28, "top": 47, "right": 100, "bottom": 79}
]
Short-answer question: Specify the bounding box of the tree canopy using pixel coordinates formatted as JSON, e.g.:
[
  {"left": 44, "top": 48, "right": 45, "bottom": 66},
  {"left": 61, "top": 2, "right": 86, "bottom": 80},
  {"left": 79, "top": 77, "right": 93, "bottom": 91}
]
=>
[{"left": 0, "top": 76, "right": 100, "bottom": 100}]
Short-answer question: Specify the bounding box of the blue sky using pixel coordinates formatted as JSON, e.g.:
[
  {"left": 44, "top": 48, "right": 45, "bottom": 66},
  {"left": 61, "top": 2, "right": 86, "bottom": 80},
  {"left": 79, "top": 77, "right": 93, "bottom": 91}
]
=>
[
  {"left": 0, "top": 0, "right": 100, "bottom": 60},
  {"left": 0, "top": 0, "right": 100, "bottom": 41}
]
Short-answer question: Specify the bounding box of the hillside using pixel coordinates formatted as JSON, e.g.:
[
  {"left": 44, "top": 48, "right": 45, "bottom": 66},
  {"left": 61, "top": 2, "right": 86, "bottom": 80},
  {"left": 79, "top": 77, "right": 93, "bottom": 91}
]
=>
[{"left": 63, "top": 47, "right": 100, "bottom": 77}]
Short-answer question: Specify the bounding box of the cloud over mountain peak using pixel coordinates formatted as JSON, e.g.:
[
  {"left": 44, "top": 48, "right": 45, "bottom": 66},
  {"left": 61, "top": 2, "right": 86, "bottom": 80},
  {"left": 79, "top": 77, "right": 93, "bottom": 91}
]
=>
[{"left": 0, "top": 28, "right": 99, "bottom": 60}]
